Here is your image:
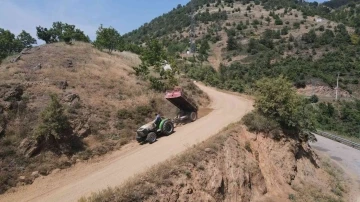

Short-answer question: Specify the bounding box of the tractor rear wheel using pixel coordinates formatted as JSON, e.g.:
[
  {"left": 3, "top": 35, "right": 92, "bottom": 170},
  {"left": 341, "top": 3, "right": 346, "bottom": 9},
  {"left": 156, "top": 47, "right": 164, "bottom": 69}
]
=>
[
  {"left": 190, "top": 112, "right": 197, "bottom": 122},
  {"left": 146, "top": 132, "right": 157, "bottom": 143},
  {"left": 162, "top": 120, "right": 174, "bottom": 136}
]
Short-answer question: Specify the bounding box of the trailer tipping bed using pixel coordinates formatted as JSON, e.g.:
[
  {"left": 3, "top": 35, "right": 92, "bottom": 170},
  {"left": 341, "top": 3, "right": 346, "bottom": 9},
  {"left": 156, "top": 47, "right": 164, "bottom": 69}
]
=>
[{"left": 165, "top": 87, "right": 198, "bottom": 113}]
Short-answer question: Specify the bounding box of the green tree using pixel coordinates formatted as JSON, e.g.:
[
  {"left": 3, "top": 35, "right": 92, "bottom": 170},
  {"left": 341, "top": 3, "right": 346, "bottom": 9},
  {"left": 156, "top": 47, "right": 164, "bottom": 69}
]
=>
[
  {"left": 140, "top": 39, "right": 167, "bottom": 71},
  {"left": 227, "top": 35, "right": 239, "bottom": 51},
  {"left": 254, "top": 76, "right": 316, "bottom": 141},
  {"left": 93, "top": 24, "right": 123, "bottom": 53},
  {"left": 198, "top": 39, "right": 210, "bottom": 61},
  {"left": 36, "top": 26, "right": 55, "bottom": 44},
  {"left": 36, "top": 22, "right": 90, "bottom": 44},
  {"left": 34, "top": 94, "right": 70, "bottom": 141},
  {"left": 0, "top": 28, "right": 15, "bottom": 59},
  {"left": 302, "top": 29, "right": 317, "bottom": 43},
  {"left": 16, "top": 30, "right": 37, "bottom": 49}
]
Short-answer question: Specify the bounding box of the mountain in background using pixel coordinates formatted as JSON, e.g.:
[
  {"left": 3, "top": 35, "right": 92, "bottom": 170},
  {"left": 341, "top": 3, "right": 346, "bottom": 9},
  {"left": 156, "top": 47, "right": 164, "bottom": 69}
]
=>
[{"left": 124, "top": 0, "right": 360, "bottom": 140}]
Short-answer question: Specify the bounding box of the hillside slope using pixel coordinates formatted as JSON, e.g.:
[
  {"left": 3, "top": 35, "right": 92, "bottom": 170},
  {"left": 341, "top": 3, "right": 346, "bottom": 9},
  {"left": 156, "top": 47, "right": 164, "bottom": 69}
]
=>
[
  {"left": 0, "top": 42, "right": 209, "bottom": 194},
  {"left": 124, "top": 0, "right": 360, "bottom": 98},
  {"left": 0, "top": 83, "right": 252, "bottom": 202},
  {"left": 123, "top": 0, "right": 360, "bottom": 142},
  {"left": 81, "top": 123, "right": 352, "bottom": 202}
]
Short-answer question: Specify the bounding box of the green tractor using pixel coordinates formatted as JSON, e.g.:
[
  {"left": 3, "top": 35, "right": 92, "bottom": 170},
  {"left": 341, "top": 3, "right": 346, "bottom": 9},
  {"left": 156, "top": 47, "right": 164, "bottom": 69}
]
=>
[
  {"left": 136, "top": 117, "right": 174, "bottom": 144},
  {"left": 135, "top": 87, "right": 198, "bottom": 144}
]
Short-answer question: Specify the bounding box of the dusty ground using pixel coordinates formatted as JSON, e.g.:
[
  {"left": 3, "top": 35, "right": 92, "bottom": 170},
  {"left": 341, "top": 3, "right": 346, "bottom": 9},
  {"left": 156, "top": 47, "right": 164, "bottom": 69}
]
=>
[
  {"left": 0, "top": 42, "right": 210, "bottom": 194},
  {"left": 297, "top": 84, "right": 352, "bottom": 100},
  {"left": 0, "top": 82, "right": 253, "bottom": 202},
  {"left": 81, "top": 124, "right": 351, "bottom": 202}
]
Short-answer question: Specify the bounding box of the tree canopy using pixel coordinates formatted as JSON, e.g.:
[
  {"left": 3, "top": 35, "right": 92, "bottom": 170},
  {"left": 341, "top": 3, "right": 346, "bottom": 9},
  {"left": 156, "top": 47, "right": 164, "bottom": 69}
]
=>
[
  {"left": 0, "top": 28, "right": 36, "bottom": 62},
  {"left": 93, "top": 24, "right": 123, "bottom": 53},
  {"left": 36, "top": 22, "right": 90, "bottom": 44},
  {"left": 254, "top": 76, "right": 316, "bottom": 140}
]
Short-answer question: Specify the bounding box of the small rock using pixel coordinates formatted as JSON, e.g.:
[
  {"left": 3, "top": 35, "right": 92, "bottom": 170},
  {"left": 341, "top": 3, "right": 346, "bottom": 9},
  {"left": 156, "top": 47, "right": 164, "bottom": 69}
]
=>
[
  {"left": 20, "top": 48, "right": 31, "bottom": 54},
  {"left": 0, "top": 126, "right": 4, "bottom": 135},
  {"left": 19, "top": 176, "right": 26, "bottom": 181},
  {"left": 63, "top": 93, "right": 80, "bottom": 103},
  {"left": 3, "top": 86, "right": 23, "bottom": 101},
  {"left": 76, "top": 159, "right": 81, "bottom": 163},
  {"left": 10, "top": 55, "right": 21, "bottom": 63},
  {"left": 205, "top": 148, "right": 213, "bottom": 153},
  {"left": 19, "top": 138, "right": 40, "bottom": 158},
  {"left": 33, "top": 63, "right": 42, "bottom": 70},
  {"left": 186, "top": 188, "right": 193, "bottom": 194},
  {"left": 67, "top": 59, "right": 73, "bottom": 68},
  {"left": 31, "top": 171, "right": 39, "bottom": 178},
  {"left": 77, "top": 128, "right": 90, "bottom": 138},
  {"left": 0, "top": 102, "right": 11, "bottom": 110},
  {"left": 51, "top": 168, "right": 61, "bottom": 174},
  {"left": 58, "top": 80, "right": 68, "bottom": 90}
]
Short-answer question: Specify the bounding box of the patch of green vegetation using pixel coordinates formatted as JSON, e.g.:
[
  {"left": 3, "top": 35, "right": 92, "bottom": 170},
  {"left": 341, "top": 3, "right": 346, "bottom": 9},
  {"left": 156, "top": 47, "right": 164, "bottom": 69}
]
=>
[{"left": 314, "top": 100, "right": 360, "bottom": 138}]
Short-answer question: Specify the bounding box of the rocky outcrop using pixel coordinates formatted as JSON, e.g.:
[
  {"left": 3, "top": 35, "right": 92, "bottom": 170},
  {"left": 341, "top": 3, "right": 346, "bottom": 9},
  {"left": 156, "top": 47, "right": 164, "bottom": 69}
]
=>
[
  {"left": 134, "top": 126, "right": 345, "bottom": 202},
  {"left": 18, "top": 138, "right": 41, "bottom": 158},
  {"left": 63, "top": 92, "right": 80, "bottom": 103},
  {"left": 0, "top": 85, "right": 23, "bottom": 101},
  {"left": 66, "top": 59, "right": 73, "bottom": 68},
  {"left": 10, "top": 48, "right": 32, "bottom": 63},
  {"left": 33, "top": 63, "right": 42, "bottom": 70},
  {"left": 147, "top": 132, "right": 268, "bottom": 202},
  {"left": 58, "top": 80, "right": 68, "bottom": 90},
  {"left": 74, "top": 123, "right": 90, "bottom": 138}
]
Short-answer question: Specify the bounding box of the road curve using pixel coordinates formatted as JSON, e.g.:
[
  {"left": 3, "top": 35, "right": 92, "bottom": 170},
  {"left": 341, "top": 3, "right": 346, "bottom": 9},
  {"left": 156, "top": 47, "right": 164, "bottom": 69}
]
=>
[
  {"left": 0, "top": 83, "right": 253, "bottom": 202},
  {"left": 310, "top": 135, "right": 360, "bottom": 201},
  {"left": 310, "top": 134, "right": 360, "bottom": 180}
]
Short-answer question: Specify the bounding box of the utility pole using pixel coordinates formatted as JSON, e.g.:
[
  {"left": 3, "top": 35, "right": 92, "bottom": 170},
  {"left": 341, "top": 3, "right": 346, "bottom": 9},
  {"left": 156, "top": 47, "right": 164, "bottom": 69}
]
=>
[{"left": 335, "top": 72, "right": 339, "bottom": 101}]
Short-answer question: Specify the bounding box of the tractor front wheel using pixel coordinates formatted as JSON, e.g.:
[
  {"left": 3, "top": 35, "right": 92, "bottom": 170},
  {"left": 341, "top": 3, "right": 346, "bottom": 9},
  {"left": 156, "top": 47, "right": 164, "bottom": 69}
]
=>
[
  {"left": 146, "top": 132, "right": 157, "bottom": 144},
  {"left": 190, "top": 112, "right": 197, "bottom": 122}
]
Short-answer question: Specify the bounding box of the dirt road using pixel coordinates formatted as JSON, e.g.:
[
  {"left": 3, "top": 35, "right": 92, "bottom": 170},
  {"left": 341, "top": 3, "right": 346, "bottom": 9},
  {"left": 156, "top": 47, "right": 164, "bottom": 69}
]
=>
[{"left": 0, "top": 83, "right": 253, "bottom": 202}]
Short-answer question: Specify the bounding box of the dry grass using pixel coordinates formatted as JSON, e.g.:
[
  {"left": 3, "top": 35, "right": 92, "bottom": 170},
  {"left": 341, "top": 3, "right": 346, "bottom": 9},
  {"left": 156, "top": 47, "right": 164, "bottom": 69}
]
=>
[{"left": 0, "top": 42, "right": 209, "bottom": 194}]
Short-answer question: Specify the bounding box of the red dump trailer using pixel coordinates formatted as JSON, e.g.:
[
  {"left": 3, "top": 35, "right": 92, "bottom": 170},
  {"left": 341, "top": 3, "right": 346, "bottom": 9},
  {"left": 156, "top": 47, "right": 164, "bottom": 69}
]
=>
[{"left": 165, "top": 87, "right": 198, "bottom": 123}]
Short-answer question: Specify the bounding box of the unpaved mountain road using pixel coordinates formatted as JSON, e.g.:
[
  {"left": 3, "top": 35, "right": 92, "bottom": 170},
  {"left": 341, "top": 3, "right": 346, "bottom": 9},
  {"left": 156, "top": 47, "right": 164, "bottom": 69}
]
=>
[{"left": 0, "top": 83, "right": 253, "bottom": 202}]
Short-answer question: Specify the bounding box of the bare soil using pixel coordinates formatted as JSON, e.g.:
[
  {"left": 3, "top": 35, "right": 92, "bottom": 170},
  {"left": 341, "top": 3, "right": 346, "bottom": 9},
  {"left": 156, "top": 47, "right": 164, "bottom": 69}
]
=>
[
  {"left": 80, "top": 124, "right": 352, "bottom": 202},
  {"left": 0, "top": 42, "right": 210, "bottom": 194},
  {"left": 0, "top": 83, "right": 253, "bottom": 202}
]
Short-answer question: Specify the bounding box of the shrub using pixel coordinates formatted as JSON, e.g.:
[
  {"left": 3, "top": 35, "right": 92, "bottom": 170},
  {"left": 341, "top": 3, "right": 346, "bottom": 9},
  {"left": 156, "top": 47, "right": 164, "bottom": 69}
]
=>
[
  {"left": 293, "top": 22, "right": 300, "bottom": 29},
  {"left": 295, "top": 80, "right": 306, "bottom": 88},
  {"left": 309, "top": 95, "right": 319, "bottom": 103},
  {"left": 149, "top": 76, "right": 165, "bottom": 92},
  {"left": 245, "top": 141, "right": 252, "bottom": 153},
  {"left": 117, "top": 109, "right": 132, "bottom": 120},
  {"left": 242, "top": 111, "right": 279, "bottom": 134},
  {"left": 275, "top": 18, "right": 283, "bottom": 25},
  {"left": 254, "top": 76, "right": 316, "bottom": 141},
  {"left": 34, "top": 94, "right": 70, "bottom": 141}
]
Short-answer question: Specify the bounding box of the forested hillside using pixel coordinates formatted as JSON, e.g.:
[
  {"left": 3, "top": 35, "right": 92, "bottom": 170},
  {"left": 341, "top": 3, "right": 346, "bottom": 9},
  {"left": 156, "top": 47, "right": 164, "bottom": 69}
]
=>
[{"left": 123, "top": 0, "right": 360, "bottom": 139}]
